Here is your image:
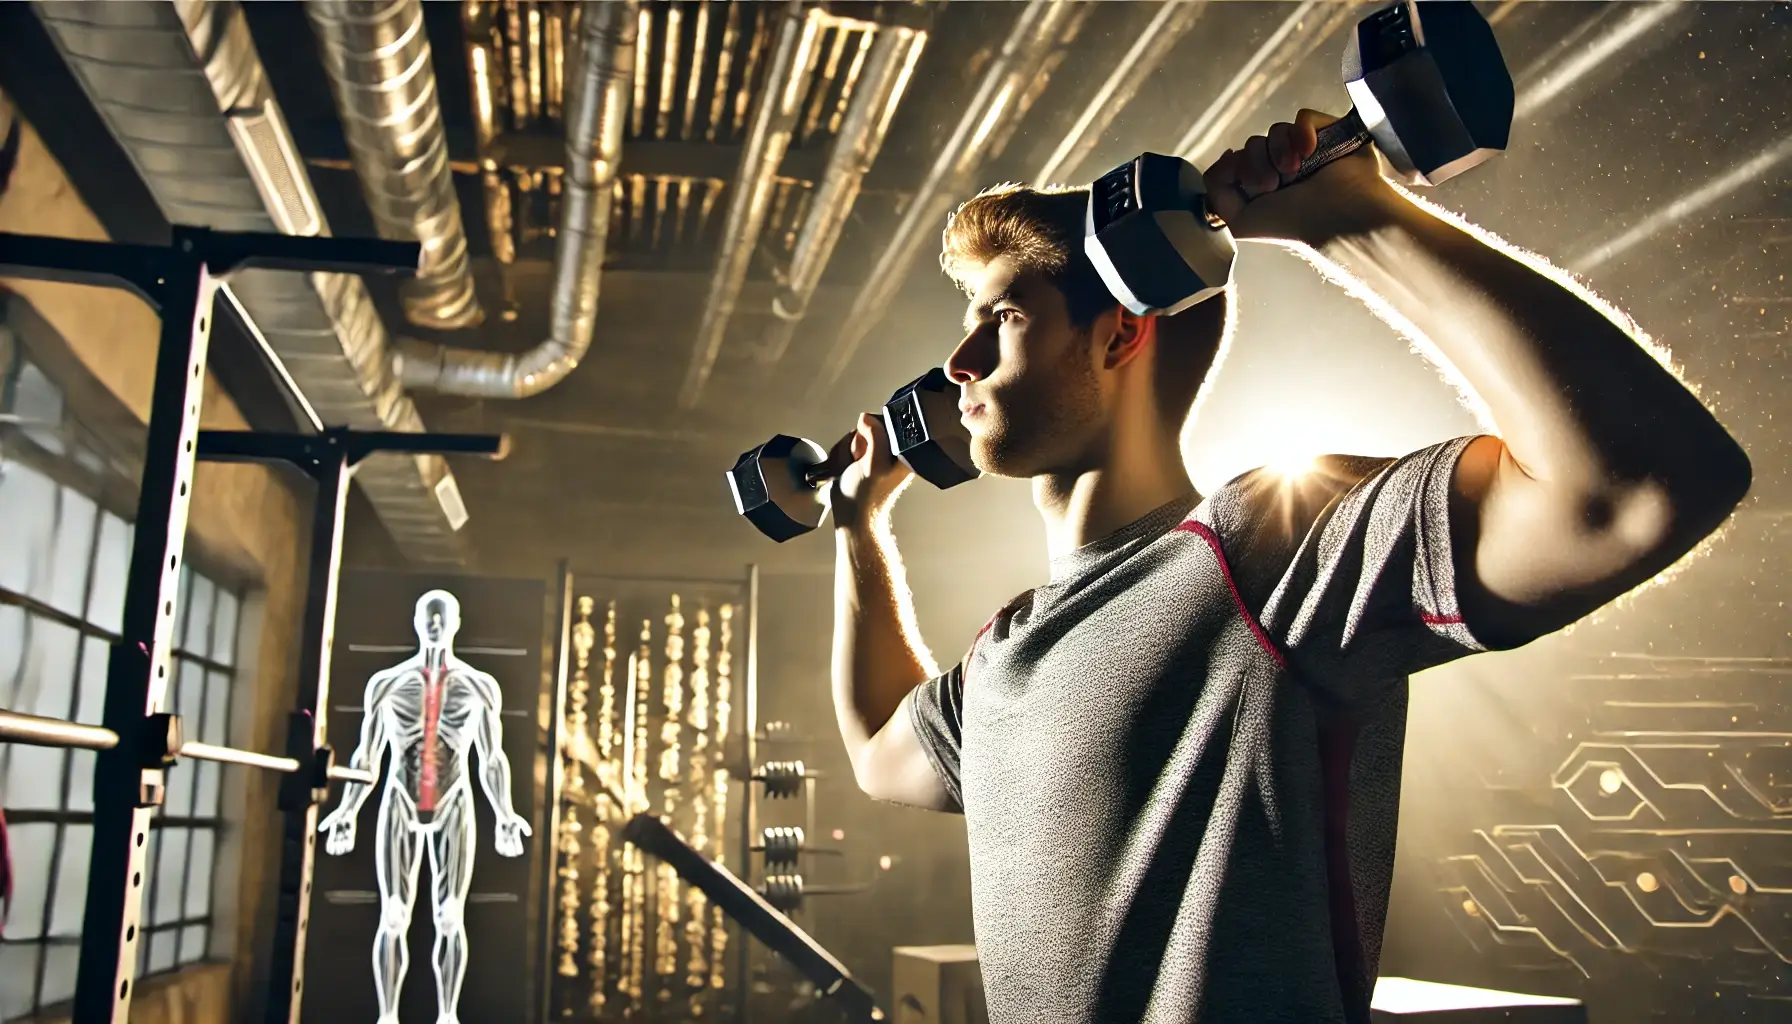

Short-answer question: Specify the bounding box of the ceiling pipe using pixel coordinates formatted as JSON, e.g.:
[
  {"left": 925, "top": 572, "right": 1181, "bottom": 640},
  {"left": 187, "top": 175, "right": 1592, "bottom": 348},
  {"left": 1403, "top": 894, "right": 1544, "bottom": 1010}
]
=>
[
  {"left": 1513, "top": 0, "right": 1689, "bottom": 121},
  {"left": 755, "top": 22, "right": 928, "bottom": 368},
  {"left": 307, "top": 0, "right": 484, "bottom": 331},
  {"left": 395, "top": 0, "right": 638, "bottom": 398},
  {"left": 1034, "top": 0, "right": 1210, "bottom": 186},
  {"left": 1172, "top": 0, "right": 1365, "bottom": 167},
  {"left": 806, "top": 0, "right": 1084, "bottom": 401},
  {"left": 675, "top": 0, "right": 825, "bottom": 410}
]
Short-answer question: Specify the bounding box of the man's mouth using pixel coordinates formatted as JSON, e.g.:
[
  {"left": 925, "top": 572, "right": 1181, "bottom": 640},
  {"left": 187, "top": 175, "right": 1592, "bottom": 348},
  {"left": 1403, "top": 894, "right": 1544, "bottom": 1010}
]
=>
[{"left": 959, "top": 401, "right": 986, "bottom": 420}]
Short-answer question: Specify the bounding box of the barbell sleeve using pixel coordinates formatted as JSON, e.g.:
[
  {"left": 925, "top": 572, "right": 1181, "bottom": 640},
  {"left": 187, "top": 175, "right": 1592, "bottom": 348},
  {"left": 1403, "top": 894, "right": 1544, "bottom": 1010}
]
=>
[{"left": 0, "top": 708, "right": 120, "bottom": 751}]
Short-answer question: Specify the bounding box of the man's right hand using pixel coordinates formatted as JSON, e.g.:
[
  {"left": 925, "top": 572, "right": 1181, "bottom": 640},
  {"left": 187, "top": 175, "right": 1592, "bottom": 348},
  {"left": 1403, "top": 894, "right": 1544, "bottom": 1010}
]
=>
[
  {"left": 829, "top": 412, "right": 914, "bottom": 532},
  {"left": 318, "top": 808, "right": 357, "bottom": 855}
]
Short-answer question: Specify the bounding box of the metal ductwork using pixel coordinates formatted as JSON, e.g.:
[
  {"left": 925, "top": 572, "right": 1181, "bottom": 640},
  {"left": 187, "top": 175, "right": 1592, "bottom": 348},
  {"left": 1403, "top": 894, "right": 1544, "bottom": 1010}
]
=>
[
  {"left": 34, "top": 0, "right": 470, "bottom": 564},
  {"left": 394, "top": 0, "right": 638, "bottom": 399},
  {"left": 755, "top": 20, "right": 928, "bottom": 369},
  {"left": 675, "top": 0, "right": 824, "bottom": 410},
  {"left": 306, "top": 0, "right": 483, "bottom": 331},
  {"left": 807, "top": 0, "right": 1086, "bottom": 400}
]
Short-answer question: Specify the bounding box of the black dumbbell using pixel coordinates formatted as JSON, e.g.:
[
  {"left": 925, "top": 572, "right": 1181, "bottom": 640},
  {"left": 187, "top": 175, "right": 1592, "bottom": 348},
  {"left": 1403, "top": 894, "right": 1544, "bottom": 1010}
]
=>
[
  {"left": 727, "top": 367, "right": 977, "bottom": 542},
  {"left": 1086, "top": 0, "right": 1513, "bottom": 316}
]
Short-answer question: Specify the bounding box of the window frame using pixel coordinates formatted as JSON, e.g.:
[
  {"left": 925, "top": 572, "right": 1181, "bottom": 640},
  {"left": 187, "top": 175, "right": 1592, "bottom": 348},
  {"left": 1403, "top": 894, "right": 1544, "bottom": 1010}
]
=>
[{"left": 0, "top": 294, "right": 251, "bottom": 1019}]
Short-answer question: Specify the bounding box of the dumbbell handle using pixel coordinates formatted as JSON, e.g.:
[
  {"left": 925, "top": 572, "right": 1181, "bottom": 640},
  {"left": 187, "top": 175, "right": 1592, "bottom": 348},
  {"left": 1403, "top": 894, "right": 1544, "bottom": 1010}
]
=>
[
  {"left": 1202, "top": 109, "right": 1371, "bottom": 230},
  {"left": 800, "top": 417, "right": 883, "bottom": 488},
  {"left": 1288, "top": 108, "right": 1372, "bottom": 186}
]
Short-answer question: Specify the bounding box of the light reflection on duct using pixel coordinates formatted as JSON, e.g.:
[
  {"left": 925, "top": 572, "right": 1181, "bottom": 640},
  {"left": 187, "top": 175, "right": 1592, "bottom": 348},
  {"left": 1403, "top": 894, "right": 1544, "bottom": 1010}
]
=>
[
  {"left": 807, "top": 0, "right": 1083, "bottom": 401},
  {"left": 1034, "top": 0, "right": 1209, "bottom": 186},
  {"left": 1173, "top": 0, "right": 1364, "bottom": 166},
  {"left": 398, "top": 0, "right": 639, "bottom": 398},
  {"left": 675, "top": 1, "right": 824, "bottom": 410},
  {"left": 758, "top": 24, "right": 927, "bottom": 367},
  {"left": 1570, "top": 133, "right": 1792, "bottom": 274},
  {"left": 307, "top": 0, "right": 485, "bottom": 331},
  {"left": 1514, "top": 0, "right": 1689, "bottom": 121}
]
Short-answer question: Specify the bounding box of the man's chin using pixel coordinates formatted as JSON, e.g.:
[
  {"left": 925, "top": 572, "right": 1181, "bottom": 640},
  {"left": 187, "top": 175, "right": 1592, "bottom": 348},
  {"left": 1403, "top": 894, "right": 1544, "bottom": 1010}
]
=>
[{"left": 969, "top": 437, "right": 1038, "bottom": 480}]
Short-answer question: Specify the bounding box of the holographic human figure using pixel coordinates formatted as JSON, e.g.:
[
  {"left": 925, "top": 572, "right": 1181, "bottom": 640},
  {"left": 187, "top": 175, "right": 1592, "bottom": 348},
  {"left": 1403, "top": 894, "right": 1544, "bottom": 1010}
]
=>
[{"left": 318, "top": 590, "right": 532, "bottom": 1024}]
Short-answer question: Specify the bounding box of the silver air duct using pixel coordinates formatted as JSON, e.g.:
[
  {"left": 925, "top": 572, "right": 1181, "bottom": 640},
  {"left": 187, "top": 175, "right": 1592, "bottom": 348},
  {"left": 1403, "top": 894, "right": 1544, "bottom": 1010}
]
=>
[
  {"left": 675, "top": 0, "right": 825, "bottom": 410},
  {"left": 394, "top": 0, "right": 638, "bottom": 398},
  {"left": 306, "top": 0, "right": 484, "bottom": 330},
  {"left": 756, "top": 22, "right": 928, "bottom": 369},
  {"left": 807, "top": 0, "right": 1082, "bottom": 400},
  {"left": 34, "top": 0, "right": 469, "bottom": 564}
]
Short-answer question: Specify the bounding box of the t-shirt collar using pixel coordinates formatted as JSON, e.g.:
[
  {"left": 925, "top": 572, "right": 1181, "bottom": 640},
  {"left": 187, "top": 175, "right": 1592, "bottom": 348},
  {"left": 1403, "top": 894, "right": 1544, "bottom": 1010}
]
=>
[{"left": 1047, "top": 488, "right": 1202, "bottom": 584}]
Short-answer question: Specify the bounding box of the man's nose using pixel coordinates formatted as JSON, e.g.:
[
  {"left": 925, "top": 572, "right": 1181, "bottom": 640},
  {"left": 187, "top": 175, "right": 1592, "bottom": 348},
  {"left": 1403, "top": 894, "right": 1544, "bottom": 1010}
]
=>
[{"left": 944, "top": 330, "right": 991, "bottom": 385}]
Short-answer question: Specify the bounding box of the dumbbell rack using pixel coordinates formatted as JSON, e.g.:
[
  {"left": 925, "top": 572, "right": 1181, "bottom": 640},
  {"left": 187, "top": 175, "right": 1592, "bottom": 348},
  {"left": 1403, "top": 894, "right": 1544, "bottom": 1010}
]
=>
[{"left": 0, "top": 227, "right": 504, "bottom": 1024}]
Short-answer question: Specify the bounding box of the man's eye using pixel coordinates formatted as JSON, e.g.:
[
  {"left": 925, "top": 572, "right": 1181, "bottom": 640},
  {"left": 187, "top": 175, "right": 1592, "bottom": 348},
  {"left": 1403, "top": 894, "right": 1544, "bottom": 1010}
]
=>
[{"left": 996, "top": 309, "right": 1020, "bottom": 324}]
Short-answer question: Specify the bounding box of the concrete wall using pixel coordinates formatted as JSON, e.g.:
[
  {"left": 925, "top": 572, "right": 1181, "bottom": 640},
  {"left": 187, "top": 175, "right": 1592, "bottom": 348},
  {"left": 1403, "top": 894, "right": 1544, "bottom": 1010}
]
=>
[{"left": 1, "top": 115, "right": 308, "bottom": 1022}]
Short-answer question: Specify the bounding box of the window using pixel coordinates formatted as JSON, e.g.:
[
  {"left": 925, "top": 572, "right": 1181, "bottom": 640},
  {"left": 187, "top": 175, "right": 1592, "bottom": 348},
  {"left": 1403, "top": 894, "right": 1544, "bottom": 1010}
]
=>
[{"left": 0, "top": 316, "right": 245, "bottom": 1020}]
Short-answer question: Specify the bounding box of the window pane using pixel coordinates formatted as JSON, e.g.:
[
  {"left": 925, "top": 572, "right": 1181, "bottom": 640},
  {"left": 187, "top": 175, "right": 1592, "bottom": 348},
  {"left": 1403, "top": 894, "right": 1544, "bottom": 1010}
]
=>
[
  {"left": 4, "top": 822, "right": 55, "bottom": 940},
  {"left": 203, "top": 669, "right": 229, "bottom": 746},
  {"left": 185, "top": 829, "right": 215, "bottom": 919},
  {"left": 88, "top": 511, "right": 130, "bottom": 635},
  {"left": 193, "top": 762, "right": 221, "bottom": 819},
  {"left": 14, "top": 358, "right": 67, "bottom": 455},
  {"left": 66, "top": 637, "right": 110, "bottom": 814},
  {"left": 0, "top": 603, "right": 22, "bottom": 709},
  {"left": 0, "top": 943, "right": 41, "bottom": 1020},
  {"left": 4, "top": 617, "right": 79, "bottom": 810},
  {"left": 163, "top": 661, "right": 203, "bottom": 817},
  {"left": 48, "top": 823, "right": 92, "bottom": 937},
  {"left": 0, "top": 458, "right": 55, "bottom": 599},
  {"left": 170, "top": 565, "right": 193, "bottom": 652},
  {"left": 182, "top": 573, "right": 215, "bottom": 655},
  {"left": 148, "top": 929, "right": 176, "bottom": 974},
  {"left": 211, "top": 589, "right": 239, "bottom": 665},
  {"left": 179, "top": 923, "right": 208, "bottom": 965},
  {"left": 46, "top": 483, "right": 97, "bottom": 617},
  {"left": 153, "top": 827, "right": 188, "bottom": 927},
  {"left": 20, "top": 615, "right": 79, "bottom": 717},
  {"left": 39, "top": 944, "right": 79, "bottom": 1008}
]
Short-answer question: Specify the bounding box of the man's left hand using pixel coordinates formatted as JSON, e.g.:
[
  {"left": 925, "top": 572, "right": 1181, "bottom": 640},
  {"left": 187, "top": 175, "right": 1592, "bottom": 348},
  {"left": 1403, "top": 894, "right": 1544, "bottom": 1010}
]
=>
[
  {"left": 495, "top": 814, "right": 532, "bottom": 857},
  {"left": 1203, "top": 109, "right": 1393, "bottom": 247}
]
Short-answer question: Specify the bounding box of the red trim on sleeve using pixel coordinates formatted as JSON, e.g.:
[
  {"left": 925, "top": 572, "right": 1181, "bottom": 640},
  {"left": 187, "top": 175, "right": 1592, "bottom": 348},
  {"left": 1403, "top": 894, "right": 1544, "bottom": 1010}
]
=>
[
  {"left": 1173, "top": 520, "right": 1286, "bottom": 669},
  {"left": 1419, "top": 611, "right": 1463, "bottom": 625}
]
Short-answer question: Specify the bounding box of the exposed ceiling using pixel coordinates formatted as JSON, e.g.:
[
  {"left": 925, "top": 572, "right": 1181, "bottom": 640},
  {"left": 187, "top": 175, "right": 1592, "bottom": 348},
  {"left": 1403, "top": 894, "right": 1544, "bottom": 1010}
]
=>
[{"left": 2, "top": 0, "right": 1786, "bottom": 580}]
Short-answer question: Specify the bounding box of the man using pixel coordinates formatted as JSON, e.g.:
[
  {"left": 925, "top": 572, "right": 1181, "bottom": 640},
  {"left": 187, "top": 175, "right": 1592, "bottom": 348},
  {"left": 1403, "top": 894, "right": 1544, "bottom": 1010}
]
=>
[
  {"left": 827, "top": 110, "right": 1751, "bottom": 1023},
  {"left": 318, "top": 590, "right": 532, "bottom": 1024}
]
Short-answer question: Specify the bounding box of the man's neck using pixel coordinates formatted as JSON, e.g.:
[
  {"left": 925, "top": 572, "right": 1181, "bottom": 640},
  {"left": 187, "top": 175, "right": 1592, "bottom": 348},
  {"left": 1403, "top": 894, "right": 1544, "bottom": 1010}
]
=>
[{"left": 1033, "top": 430, "right": 1195, "bottom": 559}]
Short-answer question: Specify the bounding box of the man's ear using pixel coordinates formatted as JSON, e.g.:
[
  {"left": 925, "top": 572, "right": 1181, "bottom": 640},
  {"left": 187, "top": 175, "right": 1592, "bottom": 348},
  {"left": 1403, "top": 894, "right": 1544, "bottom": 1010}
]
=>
[{"left": 1101, "top": 307, "right": 1157, "bottom": 369}]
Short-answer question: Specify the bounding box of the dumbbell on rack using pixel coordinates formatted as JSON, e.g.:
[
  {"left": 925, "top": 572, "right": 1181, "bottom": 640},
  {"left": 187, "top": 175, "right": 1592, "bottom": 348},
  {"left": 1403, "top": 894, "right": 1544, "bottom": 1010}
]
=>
[
  {"left": 752, "top": 760, "right": 823, "bottom": 800},
  {"left": 753, "top": 826, "right": 845, "bottom": 869},
  {"left": 758, "top": 874, "right": 874, "bottom": 915},
  {"left": 1087, "top": 0, "right": 1513, "bottom": 315},
  {"left": 727, "top": 367, "right": 976, "bottom": 542}
]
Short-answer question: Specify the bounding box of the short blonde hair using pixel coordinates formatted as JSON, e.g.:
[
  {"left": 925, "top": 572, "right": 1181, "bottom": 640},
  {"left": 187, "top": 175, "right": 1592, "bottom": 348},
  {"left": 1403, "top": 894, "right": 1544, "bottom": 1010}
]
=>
[
  {"left": 939, "top": 183, "right": 1115, "bottom": 325},
  {"left": 939, "top": 182, "right": 1231, "bottom": 428}
]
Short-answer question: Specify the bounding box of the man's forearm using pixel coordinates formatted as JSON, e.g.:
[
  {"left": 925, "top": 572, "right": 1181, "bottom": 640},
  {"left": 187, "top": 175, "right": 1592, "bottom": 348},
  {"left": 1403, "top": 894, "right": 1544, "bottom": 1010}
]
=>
[
  {"left": 1313, "top": 189, "right": 1747, "bottom": 504},
  {"left": 832, "top": 521, "right": 938, "bottom": 766}
]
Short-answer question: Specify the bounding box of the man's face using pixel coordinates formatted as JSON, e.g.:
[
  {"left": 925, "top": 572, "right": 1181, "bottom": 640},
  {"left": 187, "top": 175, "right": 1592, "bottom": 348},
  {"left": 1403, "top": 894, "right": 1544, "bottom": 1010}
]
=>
[{"left": 945, "top": 257, "right": 1105, "bottom": 479}]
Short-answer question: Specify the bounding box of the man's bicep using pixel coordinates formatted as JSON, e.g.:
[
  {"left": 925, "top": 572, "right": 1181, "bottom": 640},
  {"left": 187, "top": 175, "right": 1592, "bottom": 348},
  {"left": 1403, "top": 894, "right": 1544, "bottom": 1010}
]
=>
[{"left": 856, "top": 667, "right": 964, "bottom": 813}]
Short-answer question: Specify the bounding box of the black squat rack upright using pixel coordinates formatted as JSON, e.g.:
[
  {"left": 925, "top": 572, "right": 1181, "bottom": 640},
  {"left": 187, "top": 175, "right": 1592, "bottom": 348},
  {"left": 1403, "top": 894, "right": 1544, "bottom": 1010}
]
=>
[{"left": 0, "top": 226, "right": 506, "bottom": 1024}]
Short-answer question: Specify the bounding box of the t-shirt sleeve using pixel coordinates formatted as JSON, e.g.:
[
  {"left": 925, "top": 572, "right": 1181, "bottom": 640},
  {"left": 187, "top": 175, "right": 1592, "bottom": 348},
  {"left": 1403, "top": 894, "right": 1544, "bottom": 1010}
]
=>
[
  {"left": 1245, "top": 435, "right": 1541, "bottom": 704},
  {"left": 907, "top": 663, "right": 965, "bottom": 814}
]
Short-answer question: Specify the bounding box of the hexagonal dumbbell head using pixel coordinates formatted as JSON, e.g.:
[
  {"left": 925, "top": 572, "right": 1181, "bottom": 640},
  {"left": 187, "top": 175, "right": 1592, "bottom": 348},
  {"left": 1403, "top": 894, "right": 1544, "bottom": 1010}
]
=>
[
  {"left": 1084, "top": 152, "right": 1237, "bottom": 317},
  {"left": 1344, "top": 0, "right": 1512, "bottom": 187},
  {"left": 727, "top": 434, "right": 829, "bottom": 543},
  {"left": 883, "top": 367, "right": 979, "bottom": 489}
]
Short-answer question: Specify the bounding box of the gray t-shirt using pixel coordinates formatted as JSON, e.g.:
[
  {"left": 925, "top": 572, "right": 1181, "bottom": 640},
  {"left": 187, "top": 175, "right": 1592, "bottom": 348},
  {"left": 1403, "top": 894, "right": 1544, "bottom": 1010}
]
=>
[{"left": 910, "top": 436, "right": 1525, "bottom": 1023}]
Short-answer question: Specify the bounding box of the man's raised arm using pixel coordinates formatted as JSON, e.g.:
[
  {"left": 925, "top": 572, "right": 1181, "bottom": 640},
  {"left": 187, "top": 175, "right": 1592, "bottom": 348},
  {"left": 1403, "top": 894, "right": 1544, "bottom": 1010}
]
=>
[{"left": 1209, "top": 110, "right": 1752, "bottom": 647}]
